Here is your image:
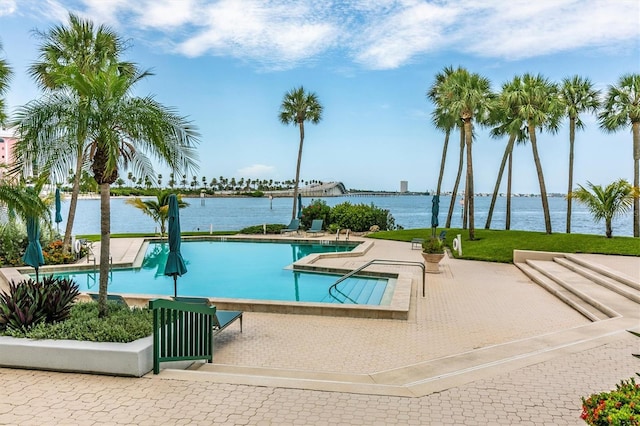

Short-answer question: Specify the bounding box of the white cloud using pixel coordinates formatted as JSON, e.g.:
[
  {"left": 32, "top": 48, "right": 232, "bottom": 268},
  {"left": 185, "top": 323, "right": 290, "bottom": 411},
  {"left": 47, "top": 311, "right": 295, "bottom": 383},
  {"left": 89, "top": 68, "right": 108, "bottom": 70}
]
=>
[
  {"left": 237, "top": 164, "right": 276, "bottom": 178},
  {"left": 25, "top": 0, "right": 640, "bottom": 69},
  {"left": 0, "top": 0, "right": 16, "bottom": 16}
]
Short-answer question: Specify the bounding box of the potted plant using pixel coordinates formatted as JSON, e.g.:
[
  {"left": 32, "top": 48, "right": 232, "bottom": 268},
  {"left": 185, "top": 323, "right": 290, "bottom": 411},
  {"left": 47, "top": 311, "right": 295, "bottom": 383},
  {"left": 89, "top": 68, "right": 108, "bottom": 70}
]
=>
[{"left": 421, "top": 237, "right": 445, "bottom": 273}]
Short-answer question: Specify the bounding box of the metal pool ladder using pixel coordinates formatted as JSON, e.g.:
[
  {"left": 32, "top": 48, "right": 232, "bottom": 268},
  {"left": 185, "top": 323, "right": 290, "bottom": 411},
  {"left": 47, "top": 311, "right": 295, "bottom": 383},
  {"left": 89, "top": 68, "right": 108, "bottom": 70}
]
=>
[{"left": 328, "top": 259, "right": 426, "bottom": 303}]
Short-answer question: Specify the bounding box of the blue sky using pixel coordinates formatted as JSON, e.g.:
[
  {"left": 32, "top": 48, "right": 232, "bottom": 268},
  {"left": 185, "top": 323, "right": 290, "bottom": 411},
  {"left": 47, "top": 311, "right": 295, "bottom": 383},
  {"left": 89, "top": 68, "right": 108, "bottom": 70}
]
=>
[{"left": 0, "top": 0, "right": 638, "bottom": 193}]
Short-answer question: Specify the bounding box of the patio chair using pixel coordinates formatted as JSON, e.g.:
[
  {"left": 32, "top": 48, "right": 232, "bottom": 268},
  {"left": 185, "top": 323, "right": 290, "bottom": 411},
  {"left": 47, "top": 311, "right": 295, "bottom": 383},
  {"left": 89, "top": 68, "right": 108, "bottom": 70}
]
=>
[
  {"left": 280, "top": 218, "right": 300, "bottom": 234},
  {"left": 87, "top": 292, "right": 128, "bottom": 307},
  {"left": 306, "top": 219, "right": 324, "bottom": 236},
  {"left": 173, "top": 296, "right": 243, "bottom": 334}
]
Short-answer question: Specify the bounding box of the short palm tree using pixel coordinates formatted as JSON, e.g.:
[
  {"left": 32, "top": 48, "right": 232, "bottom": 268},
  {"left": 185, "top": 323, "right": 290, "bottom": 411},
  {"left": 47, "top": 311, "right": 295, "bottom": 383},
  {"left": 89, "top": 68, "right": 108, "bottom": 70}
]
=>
[
  {"left": 569, "top": 179, "right": 637, "bottom": 238},
  {"left": 0, "top": 40, "right": 12, "bottom": 125},
  {"left": 598, "top": 73, "right": 640, "bottom": 237},
  {"left": 125, "top": 191, "right": 189, "bottom": 236},
  {"left": 279, "top": 86, "right": 323, "bottom": 221},
  {"left": 559, "top": 76, "right": 600, "bottom": 233}
]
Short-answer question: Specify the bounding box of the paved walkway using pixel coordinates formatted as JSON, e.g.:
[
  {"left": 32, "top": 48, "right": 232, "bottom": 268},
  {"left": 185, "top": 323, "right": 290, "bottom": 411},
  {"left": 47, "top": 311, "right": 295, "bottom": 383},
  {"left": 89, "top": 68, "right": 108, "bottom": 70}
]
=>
[{"left": 0, "top": 237, "right": 638, "bottom": 424}]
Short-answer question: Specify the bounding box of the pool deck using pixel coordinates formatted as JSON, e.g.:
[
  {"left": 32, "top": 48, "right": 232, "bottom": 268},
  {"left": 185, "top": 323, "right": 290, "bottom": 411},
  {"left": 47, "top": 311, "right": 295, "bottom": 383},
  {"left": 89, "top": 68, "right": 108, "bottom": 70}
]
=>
[{"left": 0, "top": 236, "right": 639, "bottom": 424}]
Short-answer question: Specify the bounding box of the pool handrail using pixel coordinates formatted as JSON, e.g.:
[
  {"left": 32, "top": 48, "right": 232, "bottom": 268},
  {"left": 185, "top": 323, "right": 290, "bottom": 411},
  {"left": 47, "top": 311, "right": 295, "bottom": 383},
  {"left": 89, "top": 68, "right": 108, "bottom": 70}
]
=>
[{"left": 328, "top": 259, "right": 426, "bottom": 303}]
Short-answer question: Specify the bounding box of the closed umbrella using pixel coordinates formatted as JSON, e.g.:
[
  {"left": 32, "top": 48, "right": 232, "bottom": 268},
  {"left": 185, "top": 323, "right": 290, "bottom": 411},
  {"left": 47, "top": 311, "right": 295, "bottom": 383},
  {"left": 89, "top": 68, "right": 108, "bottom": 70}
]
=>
[
  {"left": 297, "top": 193, "right": 303, "bottom": 219},
  {"left": 164, "top": 194, "right": 187, "bottom": 298},
  {"left": 22, "top": 216, "right": 45, "bottom": 282},
  {"left": 54, "top": 188, "right": 63, "bottom": 232},
  {"left": 431, "top": 195, "right": 440, "bottom": 237}
]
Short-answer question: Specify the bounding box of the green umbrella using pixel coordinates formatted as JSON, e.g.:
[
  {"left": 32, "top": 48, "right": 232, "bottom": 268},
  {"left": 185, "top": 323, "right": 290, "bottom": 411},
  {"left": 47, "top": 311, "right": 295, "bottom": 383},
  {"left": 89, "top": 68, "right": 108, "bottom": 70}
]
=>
[
  {"left": 431, "top": 195, "right": 440, "bottom": 237},
  {"left": 22, "top": 216, "right": 45, "bottom": 282},
  {"left": 164, "top": 194, "right": 187, "bottom": 298},
  {"left": 297, "top": 193, "right": 303, "bottom": 219},
  {"left": 54, "top": 188, "right": 63, "bottom": 232}
]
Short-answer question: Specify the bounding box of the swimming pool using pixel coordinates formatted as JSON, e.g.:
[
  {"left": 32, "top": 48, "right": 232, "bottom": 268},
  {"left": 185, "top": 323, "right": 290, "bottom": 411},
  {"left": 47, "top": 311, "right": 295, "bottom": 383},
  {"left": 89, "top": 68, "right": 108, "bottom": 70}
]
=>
[{"left": 54, "top": 240, "right": 390, "bottom": 305}]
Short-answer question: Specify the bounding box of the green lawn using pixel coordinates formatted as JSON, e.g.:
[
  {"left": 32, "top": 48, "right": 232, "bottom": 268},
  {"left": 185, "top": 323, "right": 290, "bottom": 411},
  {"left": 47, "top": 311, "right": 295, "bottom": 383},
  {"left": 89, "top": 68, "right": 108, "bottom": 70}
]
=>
[{"left": 370, "top": 228, "right": 640, "bottom": 263}]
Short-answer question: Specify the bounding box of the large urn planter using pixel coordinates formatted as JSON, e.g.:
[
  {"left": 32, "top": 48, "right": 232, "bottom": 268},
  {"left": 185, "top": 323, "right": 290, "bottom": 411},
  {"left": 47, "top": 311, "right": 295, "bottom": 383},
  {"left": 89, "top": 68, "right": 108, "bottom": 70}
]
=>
[{"left": 422, "top": 252, "right": 445, "bottom": 273}]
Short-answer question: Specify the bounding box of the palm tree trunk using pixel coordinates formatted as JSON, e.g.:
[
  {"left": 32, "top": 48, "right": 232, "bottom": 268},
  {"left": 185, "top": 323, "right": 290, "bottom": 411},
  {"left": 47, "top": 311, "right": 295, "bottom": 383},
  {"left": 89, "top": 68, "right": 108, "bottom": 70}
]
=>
[
  {"left": 98, "top": 182, "right": 111, "bottom": 318},
  {"left": 446, "top": 127, "right": 465, "bottom": 228},
  {"left": 632, "top": 121, "right": 639, "bottom": 237},
  {"left": 292, "top": 122, "right": 305, "bottom": 220},
  {"left": 506, "top": 151, "right": 512, "bottom": 230},
  {"left": 62, "top": 153, "right": 84, "bottom": 252},
  {"left": 566, "top": 117, "right": 576, "bottom": 233},
  {"left": 435, "top": 129, "right": 451, "bottom": 196},
  {"left": 464, "top": 119, "right": 475, "bottom": 240},
  {"left": 528, "top": 123, "right": 552, "bottom": 234},
  {"left": 485, "top": 135, "right": 515, "bottom": 229},
  {"left": 605, "top": 219, "right": 612, "bottom": 238}
]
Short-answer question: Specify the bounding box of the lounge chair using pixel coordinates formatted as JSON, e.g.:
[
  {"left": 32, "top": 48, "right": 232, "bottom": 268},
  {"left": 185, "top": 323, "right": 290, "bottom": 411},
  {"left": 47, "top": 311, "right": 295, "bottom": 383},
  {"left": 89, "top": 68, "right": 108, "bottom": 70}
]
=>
[
  {"left": 173, "top": 296, "right": 243, "bottom": 334},
  {"left": 280, "top": 219, "right": 300, "bottom": 235},
  {"left": 306, "top": 219, "right": 324, "bottom": 236},
  {"left": 87, "top": 292, "right": 128, "bottom": 306}
]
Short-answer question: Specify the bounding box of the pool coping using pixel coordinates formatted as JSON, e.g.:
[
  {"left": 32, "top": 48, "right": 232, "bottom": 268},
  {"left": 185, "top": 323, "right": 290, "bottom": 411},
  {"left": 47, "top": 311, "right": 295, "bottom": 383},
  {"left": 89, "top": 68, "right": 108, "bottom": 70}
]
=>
[{"left": 0, "top": 236, "right": 413, "bottom": 320}]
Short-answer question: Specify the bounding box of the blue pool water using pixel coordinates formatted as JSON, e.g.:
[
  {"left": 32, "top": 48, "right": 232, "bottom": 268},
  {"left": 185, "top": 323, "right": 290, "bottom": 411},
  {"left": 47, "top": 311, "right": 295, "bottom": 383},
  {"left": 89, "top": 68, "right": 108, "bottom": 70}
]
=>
[{"left": 55, "top": 240, "right": 388, "bottom": 305}]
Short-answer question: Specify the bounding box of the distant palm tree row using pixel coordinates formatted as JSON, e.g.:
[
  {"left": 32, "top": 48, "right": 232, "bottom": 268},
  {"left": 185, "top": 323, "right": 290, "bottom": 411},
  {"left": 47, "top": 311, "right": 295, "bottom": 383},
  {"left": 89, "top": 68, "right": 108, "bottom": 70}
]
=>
[
  {"left": 427, "top": 66, "right": 639, "bottom": 239},
  {"left": 115, "top": 172, "right": 326, "bottom": 193}
]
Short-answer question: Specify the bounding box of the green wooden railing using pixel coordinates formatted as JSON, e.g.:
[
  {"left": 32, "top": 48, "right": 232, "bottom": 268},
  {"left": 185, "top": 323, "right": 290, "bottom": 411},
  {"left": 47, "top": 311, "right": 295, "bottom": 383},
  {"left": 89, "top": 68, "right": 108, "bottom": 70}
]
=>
[{"left": 149, "top": 299, "right": 217, "bottom": 374}]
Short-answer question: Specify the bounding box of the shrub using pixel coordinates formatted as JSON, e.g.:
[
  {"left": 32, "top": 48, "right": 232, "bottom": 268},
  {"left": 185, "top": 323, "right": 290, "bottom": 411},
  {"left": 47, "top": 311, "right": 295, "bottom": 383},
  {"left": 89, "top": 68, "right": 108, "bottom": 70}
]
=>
[
  {"left": 42, "top": 240, "right": 76, "bottom": 265},
  {"left": 0, "top": 221, "right": 28, "bottom": 266},
  {"left": 330, "top": 202, "right": 396, "bottom": 232},
  {"left": 581, "top": 378, "right": 640, "bottom": 425},
  {"left": 5, "top": 301, "right": 153, "bottom": 343},
  {"left": 0, "top": 277, "right": 79, "bottom": 332},
  {"left": 300, "top": 199, "right": 331, "bottom": 229},
  {"left": 240, "top": 224, "right": 287, "bottom": 234}
]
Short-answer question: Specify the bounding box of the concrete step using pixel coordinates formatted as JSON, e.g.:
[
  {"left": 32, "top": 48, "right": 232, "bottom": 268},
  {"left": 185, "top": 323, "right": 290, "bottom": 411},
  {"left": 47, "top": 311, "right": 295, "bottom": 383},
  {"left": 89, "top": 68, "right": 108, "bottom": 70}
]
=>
[
  {"left": 526, "top": 259, "right": 638, "bottom": 317},
  {"left": 554, "top": 257, "right": 640, "bottom": 304},
  {"left": 515, "top": 262, "right": 611, "bottom": 321},
  {"left": 564, "top": 254, "right": 640, "bottom": 291}
]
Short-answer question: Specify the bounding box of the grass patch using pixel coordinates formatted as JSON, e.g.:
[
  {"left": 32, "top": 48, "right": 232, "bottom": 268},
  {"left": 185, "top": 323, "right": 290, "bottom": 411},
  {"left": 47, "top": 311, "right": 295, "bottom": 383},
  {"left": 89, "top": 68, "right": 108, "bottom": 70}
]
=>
[
  {"left": 370, "top": 228, "right": 640, "bottom": 263},
  {"left": 1, "top": 301, "right": 152, "bottom": 343}
]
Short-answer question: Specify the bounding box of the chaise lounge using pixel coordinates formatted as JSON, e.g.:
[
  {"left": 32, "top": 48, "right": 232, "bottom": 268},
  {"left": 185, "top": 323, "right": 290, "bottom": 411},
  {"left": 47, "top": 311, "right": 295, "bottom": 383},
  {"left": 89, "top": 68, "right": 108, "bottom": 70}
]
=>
[
  {"left": 173, "top": 296, "right": 243, "bottom": 334},
  {"left": 306, "top": 219, "right": 324, "bottom": 236},
  {"left": 280, "top": 219, "right": 300, "bottom": 235}
]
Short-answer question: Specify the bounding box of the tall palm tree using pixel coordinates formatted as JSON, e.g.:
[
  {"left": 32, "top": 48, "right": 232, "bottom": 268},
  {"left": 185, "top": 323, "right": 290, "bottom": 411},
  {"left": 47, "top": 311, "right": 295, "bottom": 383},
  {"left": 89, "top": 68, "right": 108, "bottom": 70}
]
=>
[
  {"left": 485, "top": 78, "right": 528, "bottom": 229},
  {"left": 503, "top": 74, "right": 561, "bottom": 234},
  {"left": 0, "top": 40, "right": 12, "bottom": 126},
  {"left": 559, "top": 76, "right": 600, "bottom": 233},
  {"left": 439, "top": 69, "right": 493, "bottom": 240},
  {"left": 569, "top": 179, "right": 637, "bottom": 238},
  {"left": 125, "top": 190, "right": 188, "bottom": 236},
  {"left": 22, "top": 13, "right": 136, "bottom": 252},
  {"left": 598, "top": 73, "right": 640, "bottom": 237},
  {"left": 427, "top": 67, "right": 459, "bottom": 204},
  {"left": 279, "top": 86, "right": 323, "bottom": 220}
]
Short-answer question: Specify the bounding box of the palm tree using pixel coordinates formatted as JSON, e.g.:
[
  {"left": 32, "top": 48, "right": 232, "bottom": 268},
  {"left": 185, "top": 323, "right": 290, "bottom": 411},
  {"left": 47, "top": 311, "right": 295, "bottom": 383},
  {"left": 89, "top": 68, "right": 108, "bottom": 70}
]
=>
[
  {"left": 485, "top": 78, "right": 528, "bottom": 230},
  {"left": 16, "top": 63, "right": 199, "bottom": 317},
  {"left": 0, "top": 183, "right": 48, "bottom": 219},
  {"left": 503, "top": 74, "right": 561, "bottom": 234},
  {"left": 439, "top": 68, "right": 493, "bottom": 240},
  {"left": 125, "top": 190, "right": 189, "bottom": 236},
  {"left": 559, "top": 76, "right": 600, "bottom": 233},
  {"left": 569, "top": 179, "right": 637, "bottom": 238},
  {"left": 427, "top": 66, "right": 459, "bottom": 217},
  {"left": 279, "top": 86, "right": 323, "bottom": 220},
  {"left": 0, "top": 40, "right": 12, "bottom": 126},
  {"left": 19, "top": 13, "right": 136, "bottom": 252},
  {"left": 598, "top": 74, "right": 640, "bottom": 237}
]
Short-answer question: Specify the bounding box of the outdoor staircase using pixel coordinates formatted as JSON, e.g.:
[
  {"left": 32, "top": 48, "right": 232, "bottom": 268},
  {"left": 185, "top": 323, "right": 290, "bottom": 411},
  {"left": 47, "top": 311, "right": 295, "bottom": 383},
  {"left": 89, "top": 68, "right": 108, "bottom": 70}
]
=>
[
  {"left": 515, "top": 253, "right": 640, "bottom": 321},
  {"left": 323, "top": 277, "right": 387, "bottom": 305}
]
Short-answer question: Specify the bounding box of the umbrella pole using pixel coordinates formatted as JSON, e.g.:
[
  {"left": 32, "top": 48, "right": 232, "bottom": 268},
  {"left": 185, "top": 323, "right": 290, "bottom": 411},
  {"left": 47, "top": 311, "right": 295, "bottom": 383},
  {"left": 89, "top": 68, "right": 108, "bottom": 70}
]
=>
[
  {"left": 35, "top": 268, "right": 39, "bottom": 283},
  {"left": 173, "top": 275, "right": 177, "bottom": 299}
]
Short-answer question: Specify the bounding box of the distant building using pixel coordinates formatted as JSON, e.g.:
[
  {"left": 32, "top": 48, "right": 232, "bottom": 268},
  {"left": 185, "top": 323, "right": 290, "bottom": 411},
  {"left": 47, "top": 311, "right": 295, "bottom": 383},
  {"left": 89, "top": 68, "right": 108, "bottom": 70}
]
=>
[
  {"left": 400, "top": 180, "right": 408, "bottom": 193},
  {"left": 0, "top": 127, "right": 18, "bottom": 181}
]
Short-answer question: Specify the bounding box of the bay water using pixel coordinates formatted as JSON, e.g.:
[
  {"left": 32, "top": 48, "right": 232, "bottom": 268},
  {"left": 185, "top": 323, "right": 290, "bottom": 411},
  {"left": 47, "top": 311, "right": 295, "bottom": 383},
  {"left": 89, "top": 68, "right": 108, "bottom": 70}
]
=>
[{"left": 60, "top": 194, "right": 634, "bottom": 237}]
